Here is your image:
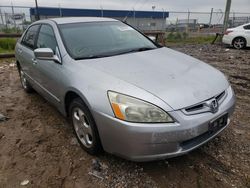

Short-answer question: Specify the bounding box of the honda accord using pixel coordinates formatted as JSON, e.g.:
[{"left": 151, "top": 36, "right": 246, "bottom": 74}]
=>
[{"left": 15, "top": 17, "right": 235, "bottom": 161}]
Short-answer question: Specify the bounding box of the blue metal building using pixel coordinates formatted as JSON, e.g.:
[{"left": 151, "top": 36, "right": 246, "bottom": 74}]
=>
[{"left": 30, "top": 7, "right": 169, "bottom": 31}]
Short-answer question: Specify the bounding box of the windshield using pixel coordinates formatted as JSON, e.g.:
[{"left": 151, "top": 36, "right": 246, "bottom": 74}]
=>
[{"left": 58, "top": 21, "right": 158, "bottom": 60}]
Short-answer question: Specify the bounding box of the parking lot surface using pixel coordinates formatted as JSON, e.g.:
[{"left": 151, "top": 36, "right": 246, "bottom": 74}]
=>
[{"left": 0, "top": 44, "right": 249, "bottom": 188}]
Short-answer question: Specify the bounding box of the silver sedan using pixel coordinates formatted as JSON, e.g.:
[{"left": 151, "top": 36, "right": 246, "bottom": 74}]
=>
[{"left": 15, "top": 17, "right": 235, "bottom": 161}]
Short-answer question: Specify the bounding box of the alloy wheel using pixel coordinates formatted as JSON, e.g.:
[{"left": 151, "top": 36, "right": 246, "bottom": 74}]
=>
[
  {"left": 72, "top": 107, "right": 93, "bottom": 148},
  {"left": 233, "top": 38, "right": 245, "bottom": 49}
]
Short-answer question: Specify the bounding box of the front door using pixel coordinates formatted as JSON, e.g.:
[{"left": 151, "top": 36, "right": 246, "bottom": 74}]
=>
[{"left": 34, "top": 24, "right": 63, "bottom": 106}]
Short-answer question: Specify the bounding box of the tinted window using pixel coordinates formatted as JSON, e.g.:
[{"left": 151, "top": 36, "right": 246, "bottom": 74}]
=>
[
  {"left": 37, "top": 25, "right": 58, "bottom": 53},
  {"left": 59, "top": 21, "right": 157, "bottom": 60},
  {"left": 22, "top": 24, "right": 40, "bottom": 49},
  {"left": 243, "top": 24, "right": 250, "bottom": 30}
]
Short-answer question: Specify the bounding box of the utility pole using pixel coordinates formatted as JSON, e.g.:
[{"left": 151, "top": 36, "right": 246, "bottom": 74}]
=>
[
  {"left": 209, "top": 8, "right": 213, "bottom": 27},
  {"left": 35, "top": 0, "right": 40, "bottom": 20},
  {"left": 223, "top": 0, "right": 231, "bottom": 33}
]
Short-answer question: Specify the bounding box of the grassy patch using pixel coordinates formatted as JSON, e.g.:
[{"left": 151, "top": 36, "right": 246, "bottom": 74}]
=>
[
  {"left": 0, "top": 27, "right": 22, "bottom": 34},
  {"left": 0, "top": 38, "right": 17, "bottom": 54},
  {"left": 0, "top": 48, "right": 14, "bottom": 54},
  {"left": 165, "top": 32, "right": 215, "bottom": 44}
]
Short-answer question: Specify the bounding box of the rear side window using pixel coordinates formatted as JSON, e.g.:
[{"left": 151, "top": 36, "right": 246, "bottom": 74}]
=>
[
  {"left": 22, "top": 24, "right": 40, "bottom": 49},
  {"left": 36, "top": 24, "right": 57, "bottom": 53},
  {"left": 243, "top": 24, "right": 250, "bottom": 30}
]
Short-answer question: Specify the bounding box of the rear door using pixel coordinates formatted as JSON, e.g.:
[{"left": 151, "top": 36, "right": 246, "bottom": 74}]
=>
[{"left": 17, "top": 24, "right": 40, "bottom": 80}]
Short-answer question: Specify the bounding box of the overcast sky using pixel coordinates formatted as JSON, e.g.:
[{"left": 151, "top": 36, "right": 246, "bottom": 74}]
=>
[
  {"left": 0, "top": 0, "right": 249, "bottom": 24},
  {"left": 0, "top": 0, "right": 250, "bottom": 12}
]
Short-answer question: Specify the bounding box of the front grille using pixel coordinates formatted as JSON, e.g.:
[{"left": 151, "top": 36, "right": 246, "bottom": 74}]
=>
[
  {"left": 216, "top": 91, "right": 225, "bottom": 101},
  {"left": 185, "top": 104, "right": 204, "bottom": 112},
  {"left": 182, "top": 90, "right": 227, "bottom": 115}
]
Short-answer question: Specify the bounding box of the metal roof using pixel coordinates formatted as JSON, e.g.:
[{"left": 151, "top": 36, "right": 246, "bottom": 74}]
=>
[{"left": 30, "top": 7, "right": 169, "bottom": 19}]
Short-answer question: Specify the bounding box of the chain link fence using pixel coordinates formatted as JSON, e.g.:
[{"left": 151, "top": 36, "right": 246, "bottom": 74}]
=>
[
  {"left": 0, "top": 5, "right": 249, "bottom": 34},
  {"left": 0, "top": 6, "right": 31, "bottom": 32},
  {"left": 167, "top": 11, "right": 250, "bottom": 33}
]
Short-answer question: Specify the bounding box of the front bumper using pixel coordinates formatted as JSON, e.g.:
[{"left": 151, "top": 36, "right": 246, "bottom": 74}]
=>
[
  {"left": 222, "top": 35, "right": 233, "bottom": 45},
  {"left": 93, "top": 87, "right": 236, "bottom": 162}
]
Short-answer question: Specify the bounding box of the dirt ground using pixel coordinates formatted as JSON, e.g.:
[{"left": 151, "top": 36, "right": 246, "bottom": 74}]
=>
[{"left": 0, "top": 44, "right": 249, "bottom": 188}]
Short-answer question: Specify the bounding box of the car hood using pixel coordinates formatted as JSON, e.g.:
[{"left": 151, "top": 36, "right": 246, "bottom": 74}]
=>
[{"left": 80, "top": 47, "right": 229, "bottom": 110}]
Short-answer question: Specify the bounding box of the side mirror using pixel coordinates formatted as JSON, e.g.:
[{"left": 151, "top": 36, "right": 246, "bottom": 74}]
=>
[{"left": 34, "top": 48, "right": 61, "bottom": 64}]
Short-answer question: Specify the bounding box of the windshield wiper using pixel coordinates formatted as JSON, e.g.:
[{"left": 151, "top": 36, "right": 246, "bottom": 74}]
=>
[
  {"left": 75, "top": 47, "right": 157, "bottom": 60},
  {"left": 134, "top": 47, "right": 157, "bottom": 52},
  {"left": 75, "top": 54, "right": 112, "bottom": 60},
  {"left": 115, "top": 47, "right": 157, "bottom": 55}
]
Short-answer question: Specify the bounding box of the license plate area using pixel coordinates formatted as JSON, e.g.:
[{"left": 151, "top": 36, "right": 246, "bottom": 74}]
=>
[{"left": 209, "top": 113, "right": 228, "bottom": 132}]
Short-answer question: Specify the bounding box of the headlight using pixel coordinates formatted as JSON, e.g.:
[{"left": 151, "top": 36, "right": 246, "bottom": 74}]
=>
[{"left": 108, "top": 91, "right": 174, "bottom": 123}]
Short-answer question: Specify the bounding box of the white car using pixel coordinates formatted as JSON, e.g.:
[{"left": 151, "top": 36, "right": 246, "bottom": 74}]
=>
[{"left": 222, "top": 23, "right": 250, "bottom": 49}]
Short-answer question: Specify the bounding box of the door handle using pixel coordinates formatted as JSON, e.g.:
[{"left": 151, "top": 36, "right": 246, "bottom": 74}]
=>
[{"left": 32, "top": 58, "right": 37, "bottom": 65}]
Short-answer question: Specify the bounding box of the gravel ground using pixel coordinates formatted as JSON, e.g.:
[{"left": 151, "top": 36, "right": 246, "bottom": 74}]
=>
[{"left": 0, "top": 44, "right": 249, "bottom": 188}]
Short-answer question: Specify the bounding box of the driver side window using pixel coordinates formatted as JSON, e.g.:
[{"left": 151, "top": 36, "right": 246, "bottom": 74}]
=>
[
  {"left": 21, "top": 24, "right": 40, "bottom": 49},
  {"left": 36, "top": 24, "right": 58, "bottom": 53}
]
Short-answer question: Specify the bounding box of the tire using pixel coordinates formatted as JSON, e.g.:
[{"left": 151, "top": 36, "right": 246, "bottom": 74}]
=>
[
  {"left": 69, "top": 98, "right": 102, "bottom": 155},
  {"left": 18, "top": 67, "right": 33, "bottom": 93},
  {"left": 232, "top": 37, "right": 246, "bottom": 49}
]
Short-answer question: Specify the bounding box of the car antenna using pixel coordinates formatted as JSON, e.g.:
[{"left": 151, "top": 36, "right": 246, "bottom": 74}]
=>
[
  {"left": 123, "top": 9, "right": 133, "bottom": 23},
  {"left": 123, "top": 15, "right": 128, "bottom": 23}
]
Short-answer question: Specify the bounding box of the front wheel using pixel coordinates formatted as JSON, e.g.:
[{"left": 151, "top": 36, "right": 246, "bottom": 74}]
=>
[
  {"left": 233, "top": 37, "right": 246, "bottom": 49},
  {"left": 69, "top": 98, "right": 102, "bottom": 155}
]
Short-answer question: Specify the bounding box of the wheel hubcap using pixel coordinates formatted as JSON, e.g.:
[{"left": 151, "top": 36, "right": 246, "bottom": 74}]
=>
[
  {"left": 72, "top": 107, "right": 93, "bottom": 148},
  {"left": 20, "top": 70, "right": 27, "bottom": 89},
  {"left": 234, "top": 39, "right": 244, "bottom": 49}
]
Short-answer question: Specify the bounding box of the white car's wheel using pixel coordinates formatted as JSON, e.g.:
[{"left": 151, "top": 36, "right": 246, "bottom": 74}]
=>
[{"left": 233, "top": 37, "right": 246, "bottom": 49}]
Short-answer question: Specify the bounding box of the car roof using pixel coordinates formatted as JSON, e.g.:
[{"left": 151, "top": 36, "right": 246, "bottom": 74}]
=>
[
  {"left": 235, "top": 22, "right": 250, "bottom": 28},
  {"left": 242, "top": 22, "right": 250, "bottom": 26},
  {"left": 49, "top": 17, "right": 118, "bottom": 24}
]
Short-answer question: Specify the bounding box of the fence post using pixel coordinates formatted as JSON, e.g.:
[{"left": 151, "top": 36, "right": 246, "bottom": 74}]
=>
[
  {"left": 175, "top": 17, "right": 178, "bottom": 32},
  {"left": 186, "top": 10, "right": 190, "bottom": 33},
  {"left": 4, "top": 12, "right": 8, "bottom": 29},
  {"left": 232, "top": 12, "right": 235, "bottom": 27},
  {"left": 11, "top": 2, "right": 17, "bottom": 29},
  {"left": 209, "top": 8, "right": 213, "bottom": 27},
  {"left": 59, "top": 4, "right": 62, "bottom": 17},
  {"left": 0, "top": 8, "right": 4, "bottom": 26}
]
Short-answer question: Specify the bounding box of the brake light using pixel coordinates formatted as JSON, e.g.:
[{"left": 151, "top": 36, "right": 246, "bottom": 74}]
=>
[{"left": 224, "top": 30, "right": 233, "bottom": 35}]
